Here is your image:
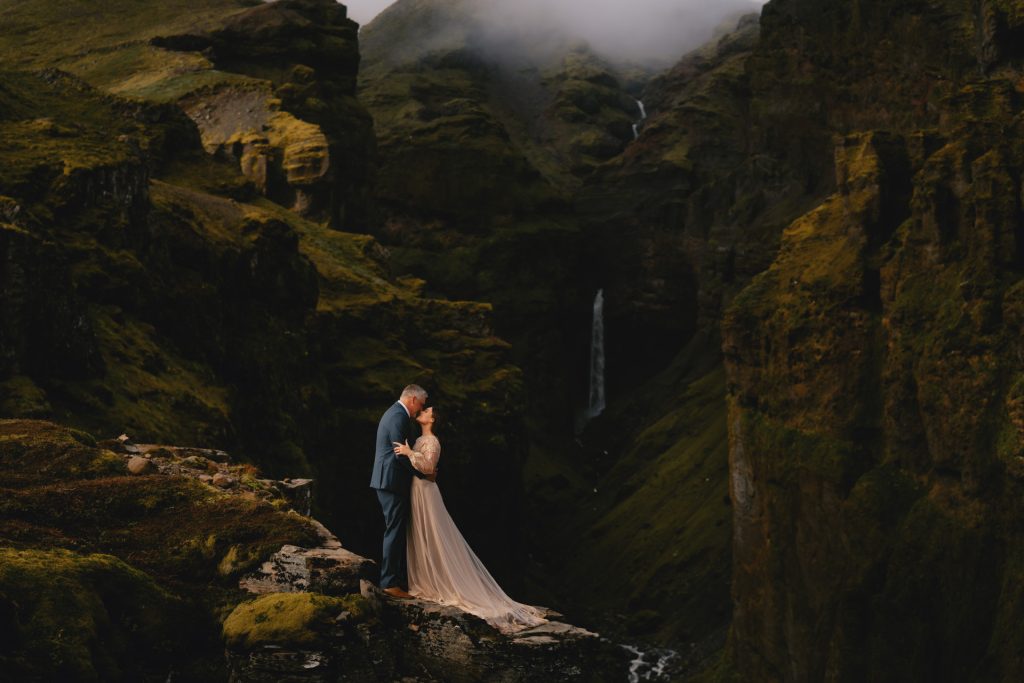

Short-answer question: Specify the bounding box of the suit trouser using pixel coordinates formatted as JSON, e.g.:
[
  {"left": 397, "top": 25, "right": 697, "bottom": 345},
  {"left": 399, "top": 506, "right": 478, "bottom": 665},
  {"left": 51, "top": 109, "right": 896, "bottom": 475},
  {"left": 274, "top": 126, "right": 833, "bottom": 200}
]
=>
[{"left": 376, "top": 488, "right": 409, "bottom": 589}]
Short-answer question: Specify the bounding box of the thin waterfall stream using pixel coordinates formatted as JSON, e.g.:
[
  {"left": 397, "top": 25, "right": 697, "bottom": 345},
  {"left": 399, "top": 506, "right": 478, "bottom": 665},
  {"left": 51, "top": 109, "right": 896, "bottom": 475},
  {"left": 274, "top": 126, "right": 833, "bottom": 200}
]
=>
[
  {"left": 587, "top": 289, "right": 606, "bottom": 418},
  {"left": 631, "top": 99, "right": 648, "bottom": 140}
]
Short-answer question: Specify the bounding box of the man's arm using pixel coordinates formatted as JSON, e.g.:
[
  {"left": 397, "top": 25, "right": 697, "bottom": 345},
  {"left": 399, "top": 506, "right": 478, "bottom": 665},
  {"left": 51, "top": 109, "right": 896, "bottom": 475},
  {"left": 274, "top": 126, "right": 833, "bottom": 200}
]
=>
[{"left": 387, "top": 411, "right": 425, "bottom": 479}]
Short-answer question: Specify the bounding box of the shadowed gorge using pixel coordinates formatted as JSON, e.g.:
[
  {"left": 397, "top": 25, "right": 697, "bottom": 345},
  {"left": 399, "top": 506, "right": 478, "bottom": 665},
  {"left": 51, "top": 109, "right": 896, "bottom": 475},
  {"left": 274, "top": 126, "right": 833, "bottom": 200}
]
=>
[{"left": 4, "top": 0, "right": 1024, "bottom": 680}]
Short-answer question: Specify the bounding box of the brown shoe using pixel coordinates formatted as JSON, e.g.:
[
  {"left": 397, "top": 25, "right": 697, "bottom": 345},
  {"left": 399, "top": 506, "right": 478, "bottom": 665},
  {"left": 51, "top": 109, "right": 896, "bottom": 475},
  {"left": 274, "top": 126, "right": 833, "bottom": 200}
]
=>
[{"left": 382, "top": 586, "right": 413, "bottom": 599}]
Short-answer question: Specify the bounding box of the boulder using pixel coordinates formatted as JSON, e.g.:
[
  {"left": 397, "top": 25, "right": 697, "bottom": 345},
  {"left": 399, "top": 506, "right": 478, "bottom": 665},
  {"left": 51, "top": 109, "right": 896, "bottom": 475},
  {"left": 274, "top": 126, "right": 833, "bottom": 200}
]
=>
[
  {"left": 239, "top": 544, "right": 376, "bottom": 596},
  {"left": 181, "top": 455, "right": 211, "bottom": 470},
  {"left": 126, "top": 456, "right": 155, "bottom": 475},
  {"left": 212, "top": 472, "right": 237, "bottom": 488}
]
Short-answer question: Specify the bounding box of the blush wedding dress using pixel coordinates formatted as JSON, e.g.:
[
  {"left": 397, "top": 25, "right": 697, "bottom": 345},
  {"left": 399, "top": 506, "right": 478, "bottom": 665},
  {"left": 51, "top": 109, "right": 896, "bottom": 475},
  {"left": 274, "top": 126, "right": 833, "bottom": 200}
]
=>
[{"left": 405, "top": 434, "right": 547, "bottom": 634}]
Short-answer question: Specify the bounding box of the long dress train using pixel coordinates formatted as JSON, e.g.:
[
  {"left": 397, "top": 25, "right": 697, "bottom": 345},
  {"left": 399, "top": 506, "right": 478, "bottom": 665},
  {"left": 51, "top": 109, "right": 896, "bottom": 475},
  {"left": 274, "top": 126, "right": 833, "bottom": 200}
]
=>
[{"left": 405, "top": 434, "right": 547, "bottom": 634}]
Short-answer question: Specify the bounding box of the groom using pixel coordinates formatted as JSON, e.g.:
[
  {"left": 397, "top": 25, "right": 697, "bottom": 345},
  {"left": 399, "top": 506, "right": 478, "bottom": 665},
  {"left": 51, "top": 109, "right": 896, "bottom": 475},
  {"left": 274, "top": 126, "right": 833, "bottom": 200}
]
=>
[{"left": 370, "top": 384, "right": 428, "bottom": 599}]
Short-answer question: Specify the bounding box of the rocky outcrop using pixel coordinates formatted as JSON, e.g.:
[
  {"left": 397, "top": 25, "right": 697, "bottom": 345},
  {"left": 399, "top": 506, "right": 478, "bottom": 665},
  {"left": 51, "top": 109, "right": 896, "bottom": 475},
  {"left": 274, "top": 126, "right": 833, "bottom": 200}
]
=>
[
  {"left": 222, "top": 581, "right": 627, "bottom": 682},
  {"left": 0, "top": 419, "right": 322, "bottom": 680},
  {"left": 1, "top": 419, "right": 622, "bottom": 681},
  {"left": 151, "top": 0, "right": 374, "bottom": 229}
]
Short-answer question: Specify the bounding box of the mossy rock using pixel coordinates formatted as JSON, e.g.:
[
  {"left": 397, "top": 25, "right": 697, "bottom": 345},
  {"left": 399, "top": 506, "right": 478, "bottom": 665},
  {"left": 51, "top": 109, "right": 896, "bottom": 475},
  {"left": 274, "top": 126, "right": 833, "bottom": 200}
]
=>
[
  {"left": 0, "top": 547, "right": 187, "bottom": 682},
  {"left": 0, "top": 419, "right": 123, "bottom": 487},
  {"left": 222, "top": 591, "right": 369, "bottom": 650}
]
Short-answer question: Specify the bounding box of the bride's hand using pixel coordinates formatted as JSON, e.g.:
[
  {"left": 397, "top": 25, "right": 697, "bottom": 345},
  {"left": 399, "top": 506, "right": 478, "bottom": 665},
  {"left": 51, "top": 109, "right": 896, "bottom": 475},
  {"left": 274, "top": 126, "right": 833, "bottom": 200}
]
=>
[{"left": 392, "top": 440, "right": 412, "bottom": 457}]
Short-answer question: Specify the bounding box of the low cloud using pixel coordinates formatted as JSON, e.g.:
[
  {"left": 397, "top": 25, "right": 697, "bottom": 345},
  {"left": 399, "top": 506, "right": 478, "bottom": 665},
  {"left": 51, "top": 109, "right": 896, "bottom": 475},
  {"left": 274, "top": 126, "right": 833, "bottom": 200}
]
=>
[
  {"left": 475, "top": 0, "right": 765, "bottom": 65},
  {"left": 345, "top": 0, "right": 396, "bottom": 26},
  {"left": 349, "top": 0, "right": 765, "bottom": 66}
]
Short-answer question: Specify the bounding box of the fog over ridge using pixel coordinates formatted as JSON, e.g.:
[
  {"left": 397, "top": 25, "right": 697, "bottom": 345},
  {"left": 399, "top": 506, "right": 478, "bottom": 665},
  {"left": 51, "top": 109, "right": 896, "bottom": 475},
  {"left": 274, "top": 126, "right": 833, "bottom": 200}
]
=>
[{"left": 349, "top": 0, "right": 766, "bottom": 66}]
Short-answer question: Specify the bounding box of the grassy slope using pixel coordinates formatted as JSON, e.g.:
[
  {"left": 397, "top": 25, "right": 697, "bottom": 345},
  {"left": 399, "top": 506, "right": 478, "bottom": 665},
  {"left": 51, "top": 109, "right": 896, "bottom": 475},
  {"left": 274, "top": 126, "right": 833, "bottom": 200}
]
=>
[
  {"left": 0, "top": 0, "right": 256, "bottom": 67},
  {"left": 525, "top": 334, "right": 731, "bottom": 671}
]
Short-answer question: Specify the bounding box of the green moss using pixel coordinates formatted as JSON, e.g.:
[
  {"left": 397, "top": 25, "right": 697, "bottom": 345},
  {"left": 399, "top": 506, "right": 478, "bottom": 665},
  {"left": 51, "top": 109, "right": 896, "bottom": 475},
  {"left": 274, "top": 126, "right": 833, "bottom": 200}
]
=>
[
  {"left": 1, "top": 420, "right": 320, "bottom": 584},
  {"left": 0, "top": 547, "right": 186, "bottom": 681},
  {"left": 862, "top": 495, "right": 1003, "bottom": 680},
  {"left": 222, "top": 592, "right": 368, "bottom": 650},
  {"left": 216, "top": 543, "right": 263, "bottom": 577},
  {"left": 0, "top": 419, "right": 123, "bottom": 487}
]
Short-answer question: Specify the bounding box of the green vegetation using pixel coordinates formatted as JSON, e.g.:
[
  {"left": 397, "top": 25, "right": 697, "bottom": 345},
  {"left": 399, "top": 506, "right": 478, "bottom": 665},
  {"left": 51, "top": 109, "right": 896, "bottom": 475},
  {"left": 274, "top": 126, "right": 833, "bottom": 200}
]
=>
[
  {"left": 525, "top": 332, "right": 732, "bottom": 667},
  {"left": 222, "top": 592, "right": 369, "bottom": 649},
  {"left": 570, "top": 366, "right": 731, "bottom": 643},
  {"left": 0, "top": 0, "right": 257, "bottom": 71}
]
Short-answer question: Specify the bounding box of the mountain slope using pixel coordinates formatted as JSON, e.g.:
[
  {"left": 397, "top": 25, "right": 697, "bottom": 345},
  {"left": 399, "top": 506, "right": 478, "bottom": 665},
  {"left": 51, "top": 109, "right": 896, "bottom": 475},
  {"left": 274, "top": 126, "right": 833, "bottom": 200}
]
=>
[{"left": 0, "top": 0, "right": 527, "bottom": 580}]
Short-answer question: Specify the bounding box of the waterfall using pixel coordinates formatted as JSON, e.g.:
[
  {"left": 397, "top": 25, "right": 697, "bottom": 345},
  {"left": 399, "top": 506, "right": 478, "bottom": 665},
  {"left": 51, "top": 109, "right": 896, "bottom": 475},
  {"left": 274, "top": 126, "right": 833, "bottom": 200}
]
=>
[
  {"left": 631, "top": 99, "right": 647, "bottom": 141},
  {"left": 587, "top": 289, "right": 606, "bottom": 418}
]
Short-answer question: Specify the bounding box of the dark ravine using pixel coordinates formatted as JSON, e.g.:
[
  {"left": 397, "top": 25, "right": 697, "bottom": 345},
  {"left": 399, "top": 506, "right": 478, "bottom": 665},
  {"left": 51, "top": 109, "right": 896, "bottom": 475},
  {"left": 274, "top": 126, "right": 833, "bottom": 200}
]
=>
[{"left": 5, "top": 0, "right": 1024, "bottom": 680}]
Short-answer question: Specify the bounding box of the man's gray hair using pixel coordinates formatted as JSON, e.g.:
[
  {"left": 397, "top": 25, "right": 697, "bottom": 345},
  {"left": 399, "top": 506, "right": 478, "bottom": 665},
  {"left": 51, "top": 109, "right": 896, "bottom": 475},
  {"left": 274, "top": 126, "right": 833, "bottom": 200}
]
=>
[{"left": 401, "top": 384, "right": 428, "bottom": 401}]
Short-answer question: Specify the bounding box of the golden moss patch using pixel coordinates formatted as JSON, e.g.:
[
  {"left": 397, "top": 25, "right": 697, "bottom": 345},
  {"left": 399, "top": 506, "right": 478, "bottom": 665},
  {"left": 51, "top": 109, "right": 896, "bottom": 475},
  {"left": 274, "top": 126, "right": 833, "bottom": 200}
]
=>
[{"left": 222, "top": 592, "right": 368, "bottom": 650}]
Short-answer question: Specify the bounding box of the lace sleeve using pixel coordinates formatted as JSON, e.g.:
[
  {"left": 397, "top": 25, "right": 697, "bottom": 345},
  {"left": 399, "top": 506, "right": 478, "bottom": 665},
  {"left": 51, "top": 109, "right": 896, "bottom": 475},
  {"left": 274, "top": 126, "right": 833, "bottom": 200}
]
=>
[{"left": 409, "top": 436, "right": 440, "bottom": 475}]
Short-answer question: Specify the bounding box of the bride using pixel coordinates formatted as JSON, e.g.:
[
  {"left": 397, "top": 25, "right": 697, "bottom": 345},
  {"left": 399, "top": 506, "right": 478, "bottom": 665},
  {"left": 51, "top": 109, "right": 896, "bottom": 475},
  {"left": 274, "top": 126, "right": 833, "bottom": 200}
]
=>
[{"left": 393, "top": 406, "right": 547, "bottom": 634}]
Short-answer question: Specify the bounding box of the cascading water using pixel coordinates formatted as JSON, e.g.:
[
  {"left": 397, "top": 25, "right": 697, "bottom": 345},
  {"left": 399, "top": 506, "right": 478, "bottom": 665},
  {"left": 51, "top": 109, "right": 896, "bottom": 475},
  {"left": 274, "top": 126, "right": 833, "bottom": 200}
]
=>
[
  {"left": 587, "top": 289, "right": 606, "bottom": 418},
  {"left": 620, "top": 644, "right": 679, "bottom": 682},
  {"left": 631, "top": 99, "right": 648, "bottom": 140}
]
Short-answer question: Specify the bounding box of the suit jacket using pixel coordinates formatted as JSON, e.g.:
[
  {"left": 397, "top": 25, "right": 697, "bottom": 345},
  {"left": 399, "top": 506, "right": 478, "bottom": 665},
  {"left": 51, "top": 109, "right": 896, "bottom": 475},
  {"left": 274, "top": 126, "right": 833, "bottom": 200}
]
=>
[{"left": 370, "top": 402, "right": 423, "bottom": 492}]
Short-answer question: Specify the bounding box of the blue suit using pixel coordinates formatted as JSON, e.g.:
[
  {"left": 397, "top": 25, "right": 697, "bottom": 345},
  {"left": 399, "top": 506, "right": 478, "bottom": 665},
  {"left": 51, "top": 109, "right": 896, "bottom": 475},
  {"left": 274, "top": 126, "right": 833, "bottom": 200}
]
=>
[{"left": 370, "top": 401, "right": 423, "bottom": 588}]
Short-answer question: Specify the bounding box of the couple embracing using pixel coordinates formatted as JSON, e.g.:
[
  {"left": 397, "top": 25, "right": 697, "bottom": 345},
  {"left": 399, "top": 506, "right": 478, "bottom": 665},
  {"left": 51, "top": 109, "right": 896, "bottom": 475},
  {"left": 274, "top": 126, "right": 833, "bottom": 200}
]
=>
[{"left": 369, "top": 384, "right": 546, "bottom": 634}]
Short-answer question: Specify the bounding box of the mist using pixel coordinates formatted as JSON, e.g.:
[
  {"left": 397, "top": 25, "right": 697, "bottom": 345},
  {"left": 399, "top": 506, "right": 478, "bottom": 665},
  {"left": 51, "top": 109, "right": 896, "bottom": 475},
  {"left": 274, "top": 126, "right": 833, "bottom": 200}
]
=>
[
  {"left": 345, "top": 0, "right": 397, "bottom": 25},
  {"left": 474, "top": 0, "right": 765, "bottom": 65},
  {"left": 348, "top": 0, "right": 767, "bottom": 66}
]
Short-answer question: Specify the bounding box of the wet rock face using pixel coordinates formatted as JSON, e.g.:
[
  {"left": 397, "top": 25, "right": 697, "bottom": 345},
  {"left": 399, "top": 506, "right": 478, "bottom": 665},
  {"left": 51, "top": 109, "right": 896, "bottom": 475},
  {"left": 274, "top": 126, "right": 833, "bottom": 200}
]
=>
[{"left": 721, "top": 3, "right": 1024, "bottom": 675}]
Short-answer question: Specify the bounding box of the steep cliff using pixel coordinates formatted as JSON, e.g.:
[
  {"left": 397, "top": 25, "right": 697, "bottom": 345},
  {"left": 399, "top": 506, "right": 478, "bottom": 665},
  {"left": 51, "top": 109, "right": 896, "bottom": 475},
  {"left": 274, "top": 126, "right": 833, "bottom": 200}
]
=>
[
  {"left": 721, "top": 0, "right": 1024, "bottom": 680},
  {"left": 543, "top": 1, "right": 1024, "bottom": 676}
]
